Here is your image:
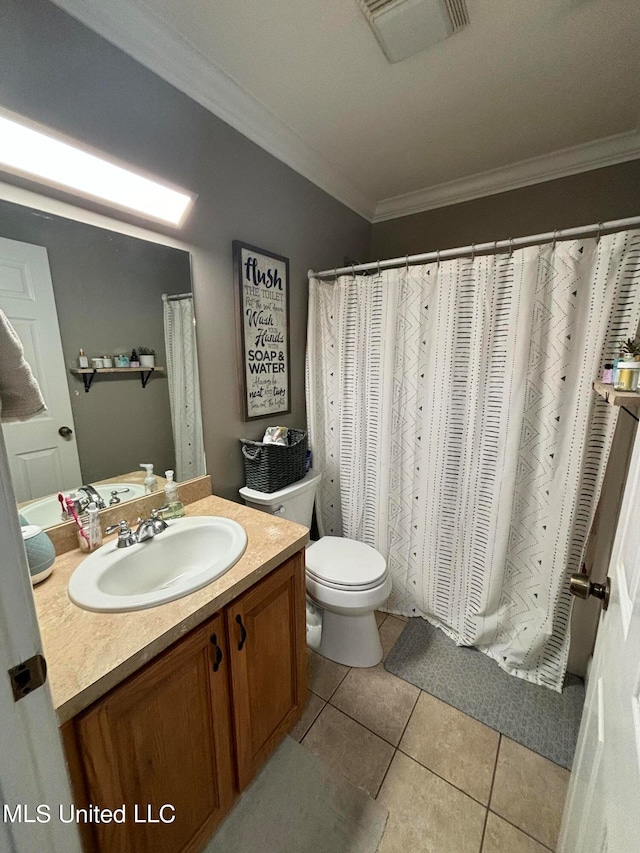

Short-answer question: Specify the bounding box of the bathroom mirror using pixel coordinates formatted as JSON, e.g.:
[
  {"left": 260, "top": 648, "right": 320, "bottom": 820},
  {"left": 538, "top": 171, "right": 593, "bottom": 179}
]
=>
[{"left": 0, "top": 197, "right": 205, "bottom": 528}]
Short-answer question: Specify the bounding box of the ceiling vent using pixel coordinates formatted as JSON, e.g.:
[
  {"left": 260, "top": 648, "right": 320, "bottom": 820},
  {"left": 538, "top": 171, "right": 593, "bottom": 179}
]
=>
[{"left": 358, "top": 0, "right": 469, "bottom": 63}]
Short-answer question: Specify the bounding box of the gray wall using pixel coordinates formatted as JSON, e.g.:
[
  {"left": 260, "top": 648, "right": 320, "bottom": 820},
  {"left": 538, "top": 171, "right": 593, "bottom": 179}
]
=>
[
  {"left": 371, "top": 160, "right": 640, "bottom": 258},
  {"left": 0, "top": 0, "right": 371, "bottom": 500},
  {"left": 0, "top": 199, "right": 191, "bottom": 483}
]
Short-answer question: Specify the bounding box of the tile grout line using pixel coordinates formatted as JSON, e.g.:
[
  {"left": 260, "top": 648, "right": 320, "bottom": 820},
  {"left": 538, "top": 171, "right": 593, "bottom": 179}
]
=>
[
  {"left": 316, "top": 681, "right": 498, "bottom": 812},
  {"left": 373, "top": 688, "right": 421, "bottom": 799},
  {"left": 478, "top": 732, "right": 502, "bottom": 852},
  {"left": 326, "top": 681, "right": 420, "bottom": 747},
  {"left": 327, "top": 664, "right": 352, "bottom": 701},
  {"left": 296, "top": 697, "right": 327, "bottom": 744},
  {"left": 488, "top": 733, "right": 501, "bottom": 807},
  {"left": 486, "top": 808, "right": 555, "bottom": 852},
  {"left": 394, "top": 745, "right": 493, "bottom": 810}
]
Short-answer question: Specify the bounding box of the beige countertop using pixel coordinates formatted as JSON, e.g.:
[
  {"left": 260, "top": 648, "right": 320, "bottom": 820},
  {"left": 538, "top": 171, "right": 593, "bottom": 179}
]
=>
[{"left": 33, "top": 494, "right": 308, "bottom": 725}]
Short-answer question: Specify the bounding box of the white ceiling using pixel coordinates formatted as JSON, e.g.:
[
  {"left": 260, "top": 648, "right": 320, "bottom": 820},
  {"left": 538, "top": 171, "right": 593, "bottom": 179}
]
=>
[{"left": 54, "top": 0, "right": 640, "bottom": 221}]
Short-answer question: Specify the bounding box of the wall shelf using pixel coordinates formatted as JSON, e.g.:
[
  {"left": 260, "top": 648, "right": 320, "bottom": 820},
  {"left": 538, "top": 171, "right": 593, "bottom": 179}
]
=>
[
  {"left": 593, "top": 381, "right": 640, "bottom": 422},
  {"left": 70, "top": 366, "right": 165, "bottom": 392}
]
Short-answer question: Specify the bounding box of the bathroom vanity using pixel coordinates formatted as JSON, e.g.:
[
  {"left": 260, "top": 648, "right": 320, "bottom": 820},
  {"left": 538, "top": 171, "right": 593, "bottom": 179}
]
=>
[{"left": 32, "top": 494, "right": 309, "bottom": 853}]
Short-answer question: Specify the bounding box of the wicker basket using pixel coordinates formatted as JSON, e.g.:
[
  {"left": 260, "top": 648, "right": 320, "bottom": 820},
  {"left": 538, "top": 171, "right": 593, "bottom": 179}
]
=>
[{"left": 240, "top": 428, "right": 307, "bottom": 493}]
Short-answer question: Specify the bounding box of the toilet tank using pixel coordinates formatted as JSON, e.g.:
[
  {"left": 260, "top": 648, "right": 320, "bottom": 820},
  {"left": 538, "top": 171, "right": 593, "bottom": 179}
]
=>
[{"left": 239, "top": 470, "right": 321, "bottom": 527}]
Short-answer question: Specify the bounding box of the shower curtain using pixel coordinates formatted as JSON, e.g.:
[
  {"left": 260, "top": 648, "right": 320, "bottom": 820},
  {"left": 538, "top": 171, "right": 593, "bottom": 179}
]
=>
[
  {"left": 306, "top": 232, "right": 640, "bottom": 690},
  {"left": 162, "top": 294, "right": 206, "bottom": 483}
]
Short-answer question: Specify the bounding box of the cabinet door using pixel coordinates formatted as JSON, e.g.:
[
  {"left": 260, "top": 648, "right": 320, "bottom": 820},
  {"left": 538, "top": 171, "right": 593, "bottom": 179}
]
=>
[
  {"left": 74, "top": 614, "right": 234, "bottom": 853},
  {"left": 227, "top": 551, "right": 307, "bottom": 789}
]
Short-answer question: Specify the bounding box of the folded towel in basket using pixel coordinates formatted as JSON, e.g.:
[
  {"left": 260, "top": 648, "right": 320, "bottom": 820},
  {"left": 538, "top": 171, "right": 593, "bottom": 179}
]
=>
[{"left": 0, "top": 309, "right": 46, "bottom": 420}]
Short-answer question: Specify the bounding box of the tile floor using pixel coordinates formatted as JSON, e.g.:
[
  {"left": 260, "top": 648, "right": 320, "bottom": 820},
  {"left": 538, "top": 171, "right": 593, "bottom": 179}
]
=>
[{"left": 291, "top": 613, "right": 571, "bottom": 853}]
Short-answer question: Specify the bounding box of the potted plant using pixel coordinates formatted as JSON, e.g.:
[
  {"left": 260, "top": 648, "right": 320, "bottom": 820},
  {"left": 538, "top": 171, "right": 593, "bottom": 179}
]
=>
[
  {"left": 138, "top": 346, "right": 156, "bottom": 368},
  {"left": 619, "top": 337, "right": 640, "bottom": 361}
]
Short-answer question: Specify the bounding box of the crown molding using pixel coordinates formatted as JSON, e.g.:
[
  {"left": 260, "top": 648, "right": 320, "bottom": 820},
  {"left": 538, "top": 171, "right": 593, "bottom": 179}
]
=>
[
  {"left": 373, "top": 129, "right": 640, "bottom": 222},
  {"left": 50, "top": 1, "right": 640, "bottom": 227},
  {"left": 51, "top": 0, "right": 377, "bottom": 221}
]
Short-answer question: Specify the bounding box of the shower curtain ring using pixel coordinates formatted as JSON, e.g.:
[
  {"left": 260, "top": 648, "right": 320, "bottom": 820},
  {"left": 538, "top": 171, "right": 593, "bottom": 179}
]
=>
[
  {"left": 509, "top": 237, "right": 514, "bottom": 256},
  {"left": 552, "top": 229, "right": 558, "bottom": 251},
  {"left": 471, "top": 243, "right": 475, "bottom": 263},
  {"left": 597, "top": 222, "right": 603, "bottom": 243},
  {"left": 377, "top": 260, "right": 381, "bottom": 277},
  {"left": 436, "top": 249, "right": 441, "bottom": 267},
  {"left": 405, "top": 254, "right": 409, "bottom": 276},
  {"left": 351, "top": 264, "right": 356, "bottom": 280}
]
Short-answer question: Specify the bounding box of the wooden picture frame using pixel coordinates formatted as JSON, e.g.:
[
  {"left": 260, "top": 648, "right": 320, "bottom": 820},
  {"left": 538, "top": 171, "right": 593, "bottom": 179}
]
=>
[{"left": 233, "top": 241, "right": 291, "bottom": 421}]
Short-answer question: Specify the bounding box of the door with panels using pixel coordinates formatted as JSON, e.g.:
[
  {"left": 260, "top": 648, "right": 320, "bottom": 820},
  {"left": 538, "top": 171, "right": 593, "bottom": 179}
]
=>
[
  {"left": 0, "top": 236, "right": 81, "bottom": 500},
  {"left": 559, "top": 425, "right": 640, "bottom": 852},
  {"left": 72, "top": 614, "right": 235, "bottom": 853},
  {"left": 226, "top": 552, "right": 307, "bottom": 789}
]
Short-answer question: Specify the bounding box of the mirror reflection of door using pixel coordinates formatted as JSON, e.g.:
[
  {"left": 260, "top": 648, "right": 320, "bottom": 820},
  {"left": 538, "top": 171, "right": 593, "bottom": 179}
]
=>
[
  {"left": 0, "top": 197, "right": 201, "bottom": 529},
  {"left": 0, "top": 236, "right": 82, "bottom": 501}
]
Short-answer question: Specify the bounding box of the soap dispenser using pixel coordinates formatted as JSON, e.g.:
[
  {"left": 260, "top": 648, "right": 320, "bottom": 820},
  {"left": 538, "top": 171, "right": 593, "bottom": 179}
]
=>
[
  {"left": 140, "top": 463, "right": 158, "bottom": 494},
  {"left": 162, "top": 470, "right": 185, "bottom": 518}
]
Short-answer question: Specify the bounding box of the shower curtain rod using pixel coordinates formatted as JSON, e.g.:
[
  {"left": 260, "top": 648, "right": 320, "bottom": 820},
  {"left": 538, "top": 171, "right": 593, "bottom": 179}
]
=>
[
  {"left": 310, "top": 214, "right": 640, "bottom": 280},
  {"left": 162, "top": 292, "right": 192, "bottom": 301}
]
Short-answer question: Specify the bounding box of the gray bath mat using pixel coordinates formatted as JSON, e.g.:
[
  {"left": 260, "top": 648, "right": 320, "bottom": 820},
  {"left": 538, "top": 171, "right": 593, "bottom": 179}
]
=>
[
  {"left": 205, "top": 737, "right": 388, "bottom": 853},
  {"left": 385, "top": 618, "right": 584, "bottom": 769}
]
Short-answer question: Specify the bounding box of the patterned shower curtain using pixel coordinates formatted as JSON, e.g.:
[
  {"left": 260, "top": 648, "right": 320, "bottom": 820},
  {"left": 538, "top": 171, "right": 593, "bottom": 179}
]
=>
[
  {"left": 306, "top": 232, "right": 640, "bottom": 690},
  {"left": 162, "top": 294, "right": 206, "bottom": 483}
]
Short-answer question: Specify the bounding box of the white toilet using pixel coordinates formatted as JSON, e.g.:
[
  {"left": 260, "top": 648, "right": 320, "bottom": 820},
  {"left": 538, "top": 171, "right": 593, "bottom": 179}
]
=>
[{"left": 239, "top": 470, "right": 391, "bottom": 667}]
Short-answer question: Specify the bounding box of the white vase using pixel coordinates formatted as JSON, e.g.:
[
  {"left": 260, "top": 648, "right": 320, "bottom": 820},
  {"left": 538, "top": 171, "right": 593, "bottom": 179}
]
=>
[{"left": 139, "top": 355, "right": 155, "bottom": 368}]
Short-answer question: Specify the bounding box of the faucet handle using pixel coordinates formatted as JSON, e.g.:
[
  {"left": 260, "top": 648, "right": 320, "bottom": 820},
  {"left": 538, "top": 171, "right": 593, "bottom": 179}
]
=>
[
  {"left": 105, "top": 520, "right": 137, "bottom": 548},
  {"left": 105, "top": 520, "right": 130, "bottom": 534}
]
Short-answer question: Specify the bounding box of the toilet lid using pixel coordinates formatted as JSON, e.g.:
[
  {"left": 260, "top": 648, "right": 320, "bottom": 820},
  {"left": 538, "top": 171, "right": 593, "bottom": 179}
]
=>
[{"left": 306, "top": 537, "right": 387, "bottom": 590}]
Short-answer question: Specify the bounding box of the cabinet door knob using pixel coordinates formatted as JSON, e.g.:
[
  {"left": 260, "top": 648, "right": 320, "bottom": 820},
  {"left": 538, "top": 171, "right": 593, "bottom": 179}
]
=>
[
  {"left": 236, "top": 614, "right": 247, "bottom": 651},
  {"left": 209, "top": 633, "right": 223, "bottom": 672},
  {"left": 58, "top": 426, "right": 73, "bottom": 438}
]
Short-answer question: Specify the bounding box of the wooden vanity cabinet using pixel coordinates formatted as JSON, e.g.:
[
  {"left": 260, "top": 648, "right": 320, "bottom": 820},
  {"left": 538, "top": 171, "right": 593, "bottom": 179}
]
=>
[
  {"left": 68, "top": 612, "right": 234, "bottom": 853},
  {"left": 63, "top": 550, "right": 306, "bottom": 853},
  {"left": 227, "top": 551, "right": 307, "bottom": 789}
]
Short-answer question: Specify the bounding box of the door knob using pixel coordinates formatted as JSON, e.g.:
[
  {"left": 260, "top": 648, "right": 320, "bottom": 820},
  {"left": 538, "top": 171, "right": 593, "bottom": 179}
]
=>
[
  {"left": 569, "top": 574, "right": 610, "bottom": 611},
  {"left": 58, "top": 426, "right": 73, "bottom": 438}
]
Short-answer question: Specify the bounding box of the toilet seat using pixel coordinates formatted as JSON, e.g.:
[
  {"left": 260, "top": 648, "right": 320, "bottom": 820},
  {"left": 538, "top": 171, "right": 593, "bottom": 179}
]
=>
[{"left": 305, "top": 536, "right": 387, "bottom": 591}]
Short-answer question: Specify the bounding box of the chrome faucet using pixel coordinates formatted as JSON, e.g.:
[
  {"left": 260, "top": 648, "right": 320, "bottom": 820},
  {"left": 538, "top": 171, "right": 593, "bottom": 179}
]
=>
[
  {"left": 106, "top": 510, "right": 169, "bottom": 548},
  {"left": 78, "top": 484, "right": 106, "bottom": 509},
  {"left": 135, "top": 509, "right": 169, "bottom": 543}
]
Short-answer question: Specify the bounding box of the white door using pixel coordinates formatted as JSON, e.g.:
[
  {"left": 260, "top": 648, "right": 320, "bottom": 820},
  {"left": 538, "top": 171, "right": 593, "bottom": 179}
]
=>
[
  {"left": 0, "top": 236, "right": 82, "bottom": 501},
  {"left": 558, "top": 424, "right": 640, "bottom": 852},
  {"left": 0, "top": 427, "right": 82, "bottom": 853}
]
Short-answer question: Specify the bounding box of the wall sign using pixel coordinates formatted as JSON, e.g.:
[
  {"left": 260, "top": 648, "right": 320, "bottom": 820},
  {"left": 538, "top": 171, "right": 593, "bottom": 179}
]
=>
[{"left": 233, "top": 241, "right": 291, "bottom": 421}]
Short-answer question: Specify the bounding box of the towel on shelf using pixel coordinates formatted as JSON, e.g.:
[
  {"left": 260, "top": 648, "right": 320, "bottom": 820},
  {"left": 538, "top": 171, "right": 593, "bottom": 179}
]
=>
[{"left": 0, "top": 309, "right": 46, "bottom": 421}]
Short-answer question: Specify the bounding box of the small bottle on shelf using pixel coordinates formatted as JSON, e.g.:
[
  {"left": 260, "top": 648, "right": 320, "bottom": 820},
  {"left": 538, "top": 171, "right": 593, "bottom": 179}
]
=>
[
  {"left": 614, "top": 361, "right": 640, "bottom": 392},
  {"left": 602, "top": 363, "right": 614, "bottom": 384},
  {"left": 78, "top": 348, "right": 89, "bottom": 368},
  {"left": 130, "top": 349, "right": 140, "bottom": 368}
]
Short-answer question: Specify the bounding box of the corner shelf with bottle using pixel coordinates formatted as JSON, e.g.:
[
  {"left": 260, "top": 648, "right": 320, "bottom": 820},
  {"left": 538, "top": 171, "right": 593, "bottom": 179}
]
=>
[
  {"left": 594, "top": 338, "right": 640, "bottom": 412},
  {"left": 70, "top": 347, "right": 164, "bottom": 392}
]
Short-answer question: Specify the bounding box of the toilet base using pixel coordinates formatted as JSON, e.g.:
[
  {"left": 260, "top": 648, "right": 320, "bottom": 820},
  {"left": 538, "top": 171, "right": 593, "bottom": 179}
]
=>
[{"left": 318, "top": 610, "right": 383, "bottom": 668}]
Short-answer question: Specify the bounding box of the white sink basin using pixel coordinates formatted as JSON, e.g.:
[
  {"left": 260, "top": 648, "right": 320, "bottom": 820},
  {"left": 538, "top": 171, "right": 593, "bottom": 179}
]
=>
[
  {"left": 20, "top": 482, "right": 147, "bottom": 529},
  {"left": 68, "top": 516, "right": 247, "bottom": 612}
]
